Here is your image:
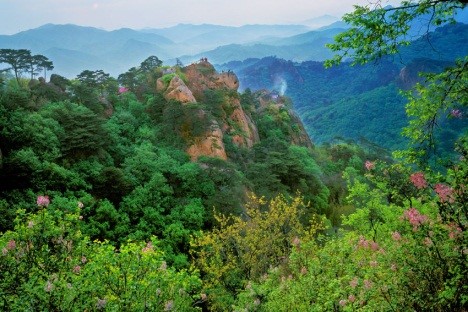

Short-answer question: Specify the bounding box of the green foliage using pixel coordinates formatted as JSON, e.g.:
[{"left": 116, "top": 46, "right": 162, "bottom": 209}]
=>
[
  {"left": 245, "top": 137, "right": 329, "bottom": 214},
  {"left": 0, "top": 200, "right": 201, "bottom": 311},
  {"left": 325, "top": 0, "right": 466, "bottom": 66},
  {"left": 400, "top": 56, "right": 468, "bottom": 165},
  {"left": 42, "top": 101, "right": 109, "bottom": 161},
  {"left": 7, "top": 41, "right": 466, "bottom": 311},
  {"left": 191, "top": 194, "right": 324, "bottom": 311}
]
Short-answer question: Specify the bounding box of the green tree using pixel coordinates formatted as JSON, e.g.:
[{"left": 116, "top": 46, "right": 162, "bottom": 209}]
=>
[
  {"left": 118, "top": 66, "right": 141, "bottom": 92},
  {"left": 0, "top": 197, "right": 201, "bottom": 311},
  {"left": 326, "top": 0, "right": 467, "bottom": 66},
  {"left": 140, "top": 55, "right": 163, "bottom": 73},
  {"left": 25, "top": 54, "right": 54, "bottom": 80},
  {"left": 0, "top": 49, "right": 31, "bottom": 83}
]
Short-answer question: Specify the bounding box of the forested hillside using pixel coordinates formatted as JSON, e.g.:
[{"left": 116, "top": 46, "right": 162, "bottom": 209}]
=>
[{"left": 220, "top": 22, "right": 468, "bottom": 151}]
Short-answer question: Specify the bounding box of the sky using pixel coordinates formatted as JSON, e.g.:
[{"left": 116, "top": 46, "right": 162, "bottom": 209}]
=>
[{"left": 0, "top": 0, "right": 401, "bottom": 35}]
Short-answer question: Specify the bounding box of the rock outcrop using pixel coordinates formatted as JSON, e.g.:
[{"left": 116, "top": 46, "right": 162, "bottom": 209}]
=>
[
  {"left": 226, "top": 97, "right": 259, "bottom": 148},
  {"left": 157, "top": 76, "right": 197, "bottom": 104},
  {"left": 183, "top": 61, "right": 239, "bottom": 99},
  {"left": 186, "top": 120, "right": 227, "bottom": 161},
  {"left": 154, "top": 60, "right": 312, "bottom": 161}
]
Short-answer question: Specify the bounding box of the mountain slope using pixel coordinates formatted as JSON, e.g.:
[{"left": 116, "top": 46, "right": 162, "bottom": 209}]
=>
[{"left": 220, "top": 23, "right": 468, "bottom": 150}]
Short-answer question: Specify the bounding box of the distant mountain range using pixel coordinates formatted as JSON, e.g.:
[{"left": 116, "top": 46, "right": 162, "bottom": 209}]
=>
[
  {"left": 0, "top": 22, "right": 318, "bottom": 77},
  {"left": 217, "top": 23, "right": 468, "bottom": 150},
  {"left": 1, "top": 8, "right": 466, "bottom": 78}
]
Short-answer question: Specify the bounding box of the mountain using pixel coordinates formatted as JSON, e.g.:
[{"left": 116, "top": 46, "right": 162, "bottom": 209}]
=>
[
  {"left": 0, "top": 23, "right": 316, "bottom": 77},
  {"left": 0, "top": 24, "right": 174, "bottom": 77},
  {"left": 175, "top": 27, "right": 345, "bottom": 65},
  {"left": 143, "top": 23, "right": 310, "bottom": 45},
  {"left": 302, "top": 15, "right": 340, "bottom": 29},
  {"left": 219, "top": 23, "right": 468, "bottom": 150}
]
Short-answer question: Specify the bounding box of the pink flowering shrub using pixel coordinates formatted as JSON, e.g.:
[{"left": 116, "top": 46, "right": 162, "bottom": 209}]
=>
[
  {"left": 0, "top": 198, "right": 201, "bottom": 311},
  {"left": 37, "top": 195, "right": 50, "bottom": 207},
  {"left": 434, "top": 183, "right": 454, "bottom": 203},
  {"left": 118, "top": 87, "right": 129, "bottom": 94},
  {"left": 450, "top": 109, "right": 462, "bottom": 118},
  {"left": 364, "top": 160, "right": 375, "bottom": 171},
  {"left": 410, "top": 172, "right": 427, "bottom": 189},
  {"left": 403, "top": 207, "right": 428, "bottom": 230}
]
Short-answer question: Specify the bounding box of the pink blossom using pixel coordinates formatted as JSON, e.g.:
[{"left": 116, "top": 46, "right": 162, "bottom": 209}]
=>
[
  {"left": 81, "top": 256, "right": 87, "bottom": 264},
  {"left": 349, "top": 277, "right": 358, "bottom": 288},
  {"left": 300, "top": 266, "right": 308, "bottom": 275},
  {"left": 348, "top": 294, "right": 356, "bottom": 303},
  {"left": 391, "top": 231, "right": 401, "bottom": 241},
  {"left": 410, "top": 172, "right": 427, "bottom": 189},
  {"left": 96, "top": 298, "right": 107, "bottom": 309},
  {"left": 37, "top": 195, "right": 50, "bottom": 207},
  {"left": 73, "top": 265, "right": 81, "bottom": 274},
  {"left": 339, "top": 299, "right": 347, "bottom": 306},
  {"left": 118, "top": 87, "right": 129, "bottom": 94},
  {"left": 7, "top": 240, "right": 16, "bottom": 250},
  {"left": 357, "top": 236, "right": 369, "bottom": 249},
  {"left": 164, "top": 300, "right": 174, "bottom": 311},
  {"left": 369, "top": 260, "right": 378, "bottom": 267},
  {"left": 424, "top": 237, "right": 433, "bottom": 247},
  {"left": 370, "top": 241, "right": 379, "bottom": 251},
  {"left": 403, "top": 208, "right": 428, "bottom": 230},
  {"left": 451, "top": 109, "right": 462, "bottom": 118},
  {"left": 364, "top": 160, "right": 375, "bottom": 171},
  {"left": 434, "top": 184, "right": 454, "bottom": 203},
  {"left": 448, "top": 223, "right": 462, "bottom": 239},
  {"left": 291, "top": 236, "right": 301, "bottom": 247},
  {"left": 363, "top": 279, "right": 373, "bottom": 289},
  {"left": 142, "top": 241, "right": 154, "bottom": 253},
  {"left": 2, "top": 248, "right": 7, "bottom": 256},
  {"left": 44, "top": 280, "right": 53, "bottom": 292}
]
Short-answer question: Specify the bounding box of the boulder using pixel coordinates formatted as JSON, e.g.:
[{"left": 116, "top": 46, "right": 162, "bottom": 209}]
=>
[
  {"left": 187, "top": 120, "right": 227, "bottom": 161},
  {"left": 160, "top": 76, "right": 197, "bottom": 104}
]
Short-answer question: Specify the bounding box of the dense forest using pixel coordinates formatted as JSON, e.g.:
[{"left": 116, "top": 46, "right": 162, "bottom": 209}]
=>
[{"left": 0, "top": 0, "right": 467, "bottom": 311}]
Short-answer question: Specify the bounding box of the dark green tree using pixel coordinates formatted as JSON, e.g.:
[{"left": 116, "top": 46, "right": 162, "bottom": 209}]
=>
[
  {"left": 25, "top": 54, "right": 54, "bottom": 80},
  {"left": 140, "top": 55, "right": 163, "bottom": 73},
  {"left": 49, "top": 74, "right": 70, "bottom": 92},
  {"left": 0, "top": 49, "right": 31, "bottom": 83},
  {"left": 117, "top": 66, "right": 140, "bottom": 92}
]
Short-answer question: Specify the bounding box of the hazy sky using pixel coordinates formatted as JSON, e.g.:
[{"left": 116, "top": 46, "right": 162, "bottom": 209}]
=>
[{"left": 1, "top": 0, "right": 401, "bottom": 35}]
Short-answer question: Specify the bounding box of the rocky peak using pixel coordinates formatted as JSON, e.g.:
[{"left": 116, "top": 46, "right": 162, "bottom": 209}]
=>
[
  {"left": 154, "top": 61, "right": 311, "bottom": 161},
  {"left": 183, "top": 60, "right": 239, "bottom": 99},
  {"left": 157, "top": 75, "right": 196, "bottom": 104}
]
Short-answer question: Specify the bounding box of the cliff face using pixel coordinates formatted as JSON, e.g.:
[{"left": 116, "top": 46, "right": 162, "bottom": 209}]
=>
[
  {"left": 157, "top": 76, "right": 197, "bottom": 103},
  {"left": 186, "top": 119, "right": 227, "bottom": 161},
  {"left": 156, "top": 60, "right": 311, "bottom": 161},
  {"left": 397, "top": 58, "right": 452, "bottom": 89}
]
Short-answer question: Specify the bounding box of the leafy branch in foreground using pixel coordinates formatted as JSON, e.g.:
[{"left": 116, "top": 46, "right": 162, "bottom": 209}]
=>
[
  {"left": 400, "top": 56, "right": 468, "bottom": 163},
  {"left": 325, "top": 0, "right": 467, "bottom": 66}
]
